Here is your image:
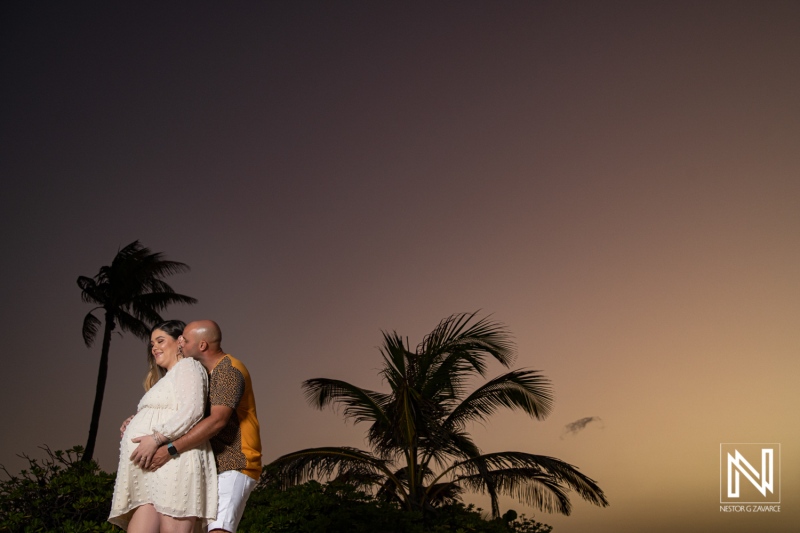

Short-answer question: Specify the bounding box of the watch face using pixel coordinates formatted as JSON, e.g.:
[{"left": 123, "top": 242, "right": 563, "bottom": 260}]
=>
[{"left": 168, "top": 444, "right": 178, "bottom": 456}]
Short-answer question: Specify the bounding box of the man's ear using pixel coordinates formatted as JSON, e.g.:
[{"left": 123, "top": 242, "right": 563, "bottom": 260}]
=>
[{"left": 199, "top": 340, "right": 208, "bottom": 351}]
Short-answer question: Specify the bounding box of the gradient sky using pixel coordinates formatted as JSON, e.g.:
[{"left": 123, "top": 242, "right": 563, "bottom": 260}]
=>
[{"left": 2, "top": 2, "right": 799, "bottom": 531}]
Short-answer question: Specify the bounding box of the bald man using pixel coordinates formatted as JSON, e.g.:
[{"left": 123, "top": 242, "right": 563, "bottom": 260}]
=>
[{"left": 130, "top": 320, "right": 262, "bottom": 533}]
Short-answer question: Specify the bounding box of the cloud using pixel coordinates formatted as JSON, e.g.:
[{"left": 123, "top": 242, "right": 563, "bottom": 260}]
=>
[{"left": 561, "top": 416, "right": 603, "bottom": 438}]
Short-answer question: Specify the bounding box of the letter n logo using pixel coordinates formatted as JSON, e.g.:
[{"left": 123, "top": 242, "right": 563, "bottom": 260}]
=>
[{"left": 720, "top": 443, "right": 780, "bottom": 504}]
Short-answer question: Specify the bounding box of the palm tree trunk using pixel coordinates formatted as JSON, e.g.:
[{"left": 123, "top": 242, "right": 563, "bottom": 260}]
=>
[
  {"left": 407, "top": 445, "right": 421, "bottom": 511},
  {"left": 82, "top": 312, "right": 114, "bottom": 463}
]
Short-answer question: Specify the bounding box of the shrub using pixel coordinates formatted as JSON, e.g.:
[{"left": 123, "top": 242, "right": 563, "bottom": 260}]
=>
[
  {"left": 239, "top": 473, "right": 552, "bottom": 533},
  {"left": 239, "top": 478, "right": 410, "bottom": 533},
  {"left": 0, "top": 446, "right": 117, "bottom": 533}
]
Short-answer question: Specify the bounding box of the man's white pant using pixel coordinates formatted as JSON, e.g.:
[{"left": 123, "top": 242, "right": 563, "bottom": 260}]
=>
[{"left": 208, "top": 470, "right": 257, "bottom": 532}]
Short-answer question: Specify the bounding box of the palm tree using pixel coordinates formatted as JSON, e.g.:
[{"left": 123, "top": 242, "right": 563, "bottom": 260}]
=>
[
  {"left": 77, "top": 240, "right": 197, "bottom": 462},
  {"left": 269, "top": 312, "right": 608, "bottom": 519}
]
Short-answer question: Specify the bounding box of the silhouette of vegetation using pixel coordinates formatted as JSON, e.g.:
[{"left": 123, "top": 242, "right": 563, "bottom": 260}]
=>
[
  {"left": 269, "top": 312, "right": 608, "bottom": 521},
  {"left": 241, "top": 469, "right": 553, "bottom": 533},
  {"left": 0, "top": 446, "right": 116, "bottom": 532},
  {"left": 77, "top": 241, "right": 196, "bottom": 462},
  {"left": 0, "top": 447, "right": 552, "bottom": 533}
]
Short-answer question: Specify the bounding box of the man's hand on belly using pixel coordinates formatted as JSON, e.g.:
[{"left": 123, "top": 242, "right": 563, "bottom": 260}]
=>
[{"left": 148, "top": 446, "right": 171, "bottom": 471}]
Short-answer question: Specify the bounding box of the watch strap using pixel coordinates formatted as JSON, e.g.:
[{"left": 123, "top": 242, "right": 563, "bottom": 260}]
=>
[{"left": 167, "top": 442, "right": 179, "bottom": 457}]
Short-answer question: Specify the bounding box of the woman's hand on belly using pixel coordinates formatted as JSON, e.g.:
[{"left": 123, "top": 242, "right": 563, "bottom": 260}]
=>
[
  {"left": 129, "top": 433, "right": 161, "bottom": 470},
  {"left": 119, "top": 414, "right": 135, "bottom": 439}
]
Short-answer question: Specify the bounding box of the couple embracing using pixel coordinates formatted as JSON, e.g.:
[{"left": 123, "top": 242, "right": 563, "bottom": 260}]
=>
[{"left": 108, "top": 320, "right": 262, "bottom": 533}]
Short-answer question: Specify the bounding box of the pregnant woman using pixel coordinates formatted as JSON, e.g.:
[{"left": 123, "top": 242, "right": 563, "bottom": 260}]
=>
[{"left": 109, "top": 320, "right": 217, "bottom": 532}]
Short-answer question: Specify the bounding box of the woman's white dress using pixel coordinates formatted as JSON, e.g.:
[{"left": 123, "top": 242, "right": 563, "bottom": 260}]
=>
[{"left": 109, "top": 357, "right": 217, "bottom": 530}]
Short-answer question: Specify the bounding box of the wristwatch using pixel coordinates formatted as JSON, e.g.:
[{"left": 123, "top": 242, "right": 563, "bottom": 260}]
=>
[{"left": 167, "top": 442, "right": 180, "bottom": 458}]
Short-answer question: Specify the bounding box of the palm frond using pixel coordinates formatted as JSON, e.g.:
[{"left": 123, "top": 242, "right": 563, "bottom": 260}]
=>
[
  {"left": 446, "top": 369, "right": 554, "bottom": 430},
  {"left": 451, "top": 451, "right": 608, "bottom": 509},
  {"left": 414, "top": 313, "right": 517, "bottom": 411},
  {"left": 268, "top": 446, "right": 394, "bottom": 489},
  {"left": 378, "top": 331, "right": 410, "bottom": 391},
  {"left": 425, "top": 481, "right": 465, "bottom": 507},
  {"left": 138, "top": 279, "right": 176, "bottom": 295},
  {"left": 419, "top": 312, "right": 516, "bottom": 374},
  {"left": 138, "top": 258, "right": 192, "bottom": 280},
  {"left": 116, "top": 240, "right": 143, "bottom": 256},
  {"left": 115, "top": 309, "right": 152, "bottom": 341},
  {"left": 457, "top": 467, "right": 573, "bottom": 515},
  {"left": 139, "top": 279, "right": 191, "bottom": 297},
  {"left": 420, "top": 426, "right": 481, "bottom": 471},
  {"left": 302, "top": 378, "right": 391, "bottom": 427},
  {"left": 371, "top": 379, "right": 419, "bottom": 459},
  {"left": 427, "top": 445, "right": 502, "bottom": 517},
  {"left": 125, "top": 301, "right": 164, "bottom": 327},
  {"left": 77, "top": 277, "right": 102, "bottom": 304},
  {"left": 81, "top": 312, "right": 102, "bottom": 347},
  {"left": 132, "top": 292, "right": 197, "bottom": 314}
]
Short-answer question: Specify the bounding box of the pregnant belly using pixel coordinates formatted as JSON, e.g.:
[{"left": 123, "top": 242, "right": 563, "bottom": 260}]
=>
[{"left": 124, "top": 407, "right": 174, "bottom": 440}]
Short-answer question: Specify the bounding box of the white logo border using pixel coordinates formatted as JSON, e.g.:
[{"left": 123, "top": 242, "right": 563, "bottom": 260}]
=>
[{"left": 719, "top": 442, "right": 781, "bottom": 504}]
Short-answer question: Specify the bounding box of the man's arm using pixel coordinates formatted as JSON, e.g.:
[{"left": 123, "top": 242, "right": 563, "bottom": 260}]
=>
[
  {"left": 134, "top": 404, "right": 234, "bottom": 470},
  {"left": 174, "top": 404, "right": 233, "bottom": 454}
]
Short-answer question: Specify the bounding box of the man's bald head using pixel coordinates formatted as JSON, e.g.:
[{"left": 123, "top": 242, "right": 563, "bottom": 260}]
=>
[
  {"left": 181, "top": 320, "right": 224, "bottom": 365},
  {"left": 186, "top": 320, "right": 222, "bottom": 346}
]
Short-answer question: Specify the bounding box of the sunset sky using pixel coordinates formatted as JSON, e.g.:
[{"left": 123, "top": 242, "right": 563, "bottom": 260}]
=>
[{"left": 2, "top": 2, "right": 799, "bottom": 531}]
